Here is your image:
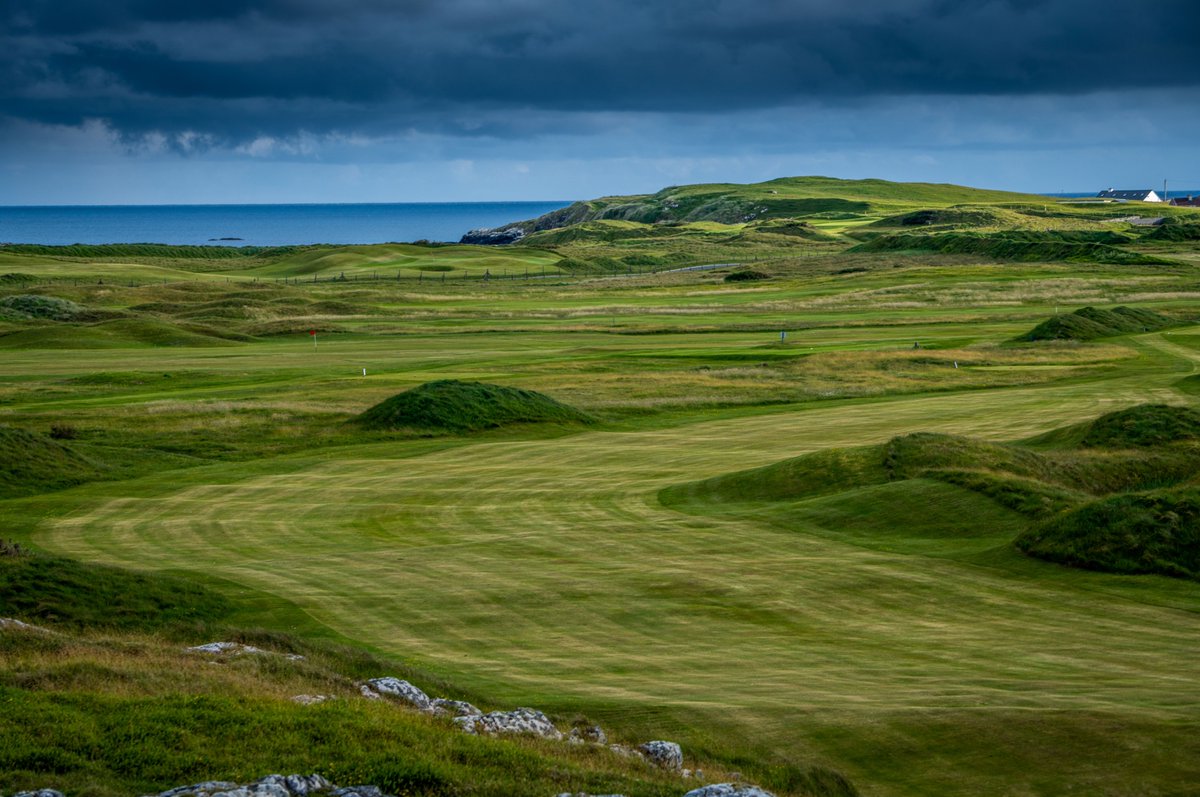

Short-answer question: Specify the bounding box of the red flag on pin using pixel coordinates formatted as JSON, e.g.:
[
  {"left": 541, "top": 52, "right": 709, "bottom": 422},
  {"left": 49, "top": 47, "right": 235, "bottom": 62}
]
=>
[{"left": 309, "top": 329, "right": 316, "bottom": 336}]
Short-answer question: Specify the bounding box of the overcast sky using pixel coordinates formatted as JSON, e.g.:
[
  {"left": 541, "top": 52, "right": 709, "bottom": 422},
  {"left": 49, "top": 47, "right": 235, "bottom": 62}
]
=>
[{"left": 3, "top": 0, "right": 1199, "bottom": 204}]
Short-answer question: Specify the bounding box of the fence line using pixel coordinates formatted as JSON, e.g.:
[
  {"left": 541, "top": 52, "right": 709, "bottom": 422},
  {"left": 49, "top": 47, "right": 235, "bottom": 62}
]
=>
[{"left": 1, "top": 262, "right": 746, "bottom": 291}]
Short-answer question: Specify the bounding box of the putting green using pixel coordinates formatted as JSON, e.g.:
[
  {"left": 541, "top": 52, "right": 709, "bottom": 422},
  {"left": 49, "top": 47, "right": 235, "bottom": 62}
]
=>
[{"left": 40, "top": 333, "right": 1200, "bottom": 795}]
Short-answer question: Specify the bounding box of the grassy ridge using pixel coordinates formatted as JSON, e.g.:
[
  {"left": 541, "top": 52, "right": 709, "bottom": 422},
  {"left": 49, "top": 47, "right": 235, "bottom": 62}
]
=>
[
  {"left": 0, "top": 244, "right": 306, "bottom": 259},
  {"left": 851, "top": 230, "right": 1168, "bottom": 264}
]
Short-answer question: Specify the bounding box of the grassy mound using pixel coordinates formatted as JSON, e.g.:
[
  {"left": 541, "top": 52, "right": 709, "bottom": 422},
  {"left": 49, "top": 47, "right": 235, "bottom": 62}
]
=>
[
  {"left": 1016, "top": 488, "right": 1200, "bottom": 580},
  {"left": 872, "top": 206, "right": 1027, "bottom": 229},
  {"left": 1014, "top": 306, "right": 1176, "bottom": 342},
  {"left": 1077, "top": 403, "right": 1200, "bottom": 448},
  {"left": 0, "top": 554, "right": 233, "bottom": 632},
  {"left": 356, "top": 380, "right": 592, "bottom": 433},
  {"left": 0, "top": 426, "right": 107, "bottom": 498},
  {"left": 0, "top": 295, "right": 86, "bottom": 321},
  {"left": 1143, "top": 220, "right": 1200, "bottom": 242},
  {"left": 850, "top": 231, "right": 1162, "bottom": 264}
]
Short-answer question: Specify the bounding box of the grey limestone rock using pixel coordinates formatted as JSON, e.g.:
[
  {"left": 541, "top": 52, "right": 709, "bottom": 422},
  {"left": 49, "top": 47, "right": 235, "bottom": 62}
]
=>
[
  {"left": 0, "top": 617, "right": 52, "bottom": 634},
  {"left": 429, "top": 698, "right": 482, "bottom": 717},
  {"left": 186, "top": 642, "right": 304, "bottom": 661},
  {"left": 683, "top": 785, "right": 776, "bottom": 797},
  {"left": 638, "top": 740, "right": 683, "bottom": 770},
  {"left": 457, "top": 707, "right": 562, "bottom": 739},
  {"left": 13, "top": 790, "right": 66, "bottom": 797},
  {"left": 290, "top": 694, "right": 332, "bottom": 706},
  {"left": 150, "top": 773, "right": 335, "bottom": 797},
  {"left": 567, "top": 724, "right": 607, "bottom": 745},
  {"left": 331, "top": 788, "right": 391, "bottom": 797},
  {"left": 362, "top": 677, "right": 432, "bottom": 710}
]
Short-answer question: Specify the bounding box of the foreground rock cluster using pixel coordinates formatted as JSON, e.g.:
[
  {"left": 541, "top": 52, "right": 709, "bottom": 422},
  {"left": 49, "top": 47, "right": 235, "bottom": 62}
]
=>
[
  {"left": 12, "top": 775, "right": 775, "bottom": 797},
  {"left": 358, "top": 677, "right": 701, "bottom": 774},
  {"left": 12, "top": 774, "right": 388, "bottom": 797}
]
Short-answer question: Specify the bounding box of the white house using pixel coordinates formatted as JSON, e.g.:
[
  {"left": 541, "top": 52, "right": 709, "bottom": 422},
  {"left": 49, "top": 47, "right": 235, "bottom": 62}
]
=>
[{"left": 1097, "top": 188, "right": 1163, "bottom": 202}]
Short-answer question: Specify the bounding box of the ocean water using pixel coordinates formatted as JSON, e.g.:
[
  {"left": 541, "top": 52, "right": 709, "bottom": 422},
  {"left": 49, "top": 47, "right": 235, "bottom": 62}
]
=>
[{"left": 0, "top": 201, "right": 573, "bottom": 247}]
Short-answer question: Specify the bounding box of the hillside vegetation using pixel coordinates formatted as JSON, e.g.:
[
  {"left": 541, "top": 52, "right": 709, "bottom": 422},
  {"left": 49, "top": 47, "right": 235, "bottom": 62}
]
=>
[
  {"left": 663, "top": 404, "right": 1200, "bottom": 579},
  {"left": 503, "top": 177, "right": 1052, "bottom": 232}
]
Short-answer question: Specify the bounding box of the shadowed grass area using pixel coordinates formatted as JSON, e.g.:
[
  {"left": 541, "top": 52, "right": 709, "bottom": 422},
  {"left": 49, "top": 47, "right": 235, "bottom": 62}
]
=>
[
  {"left": 0, "top": 554, "right": 233, "bottom": 631},
  {"left": 0, "top": 426, "right": 107, "bottom": 498}
]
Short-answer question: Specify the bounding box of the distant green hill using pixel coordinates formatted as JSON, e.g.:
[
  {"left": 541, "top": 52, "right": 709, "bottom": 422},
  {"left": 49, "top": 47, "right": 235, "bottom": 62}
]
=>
[{"left": 486, "top": 177, "right": 1051, "bottom": 236}]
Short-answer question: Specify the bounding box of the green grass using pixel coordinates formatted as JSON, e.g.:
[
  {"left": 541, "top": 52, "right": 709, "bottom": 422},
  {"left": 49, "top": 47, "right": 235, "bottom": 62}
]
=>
[
  {"left": 0, "top": 554, "right": 233, "bottom": 631},
  {"left": 0, "top": 426, "right": 110, "bottom": 498},
  {"left": 0, "top": 187, "right": 1199, "bottom": 797}
]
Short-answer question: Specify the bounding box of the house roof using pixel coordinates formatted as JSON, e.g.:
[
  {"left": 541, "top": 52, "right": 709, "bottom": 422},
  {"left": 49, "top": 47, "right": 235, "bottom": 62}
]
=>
[{"left": 1097, "top": 189, "right": 1160, "bottom": 201}]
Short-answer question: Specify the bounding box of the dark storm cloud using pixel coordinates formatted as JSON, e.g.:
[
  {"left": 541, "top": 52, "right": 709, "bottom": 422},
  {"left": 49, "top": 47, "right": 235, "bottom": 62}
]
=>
[{"left": 2, "top": 0, "right": 1198, "bottom": 145}]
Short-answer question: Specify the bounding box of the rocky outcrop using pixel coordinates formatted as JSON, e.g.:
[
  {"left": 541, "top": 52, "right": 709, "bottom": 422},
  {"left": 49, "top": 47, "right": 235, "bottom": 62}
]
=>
[
  {"left": 16, "top": 775, "right": 404, "bottom": 797},
  {"left": 153, "top": 773, "right": 334, "bottom": 796},
  {"left": 568, "top": 725, "right": 607, "bottom": 745},
  {"left": 639, "top": 740, "right": 683, "bottom": 770},
  {"left": 459, "top": 226, "right": 526, "bottom": 245},
  {"left": 356, "top": 676, "right": 693, "bottom": 776},
  {"left": 430, "top": 698, "right": 482, "bottom": 718},
  {"left": 683, "top": 785, "right": 776, "bottom": 797},
  {"left": 187, "top": 642, "right": 304, "bottom": 661},
  {"left": 455, "top": 707, "right": 562, "bottom": 740},
  {"left": 290, "top": 694, "right": 332, "bottom": 706},
  {"left": 360, "top": 677, "right": 432, "bottom": 710}
]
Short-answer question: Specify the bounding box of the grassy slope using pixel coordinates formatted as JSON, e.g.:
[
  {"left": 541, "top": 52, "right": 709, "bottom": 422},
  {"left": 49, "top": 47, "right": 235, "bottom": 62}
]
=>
[
  {"left": 1, "top": 556, "right": 729, "bottom": 797},
  {"left": 0, "top": 219, "right": 1199, "bottom": 796}
]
